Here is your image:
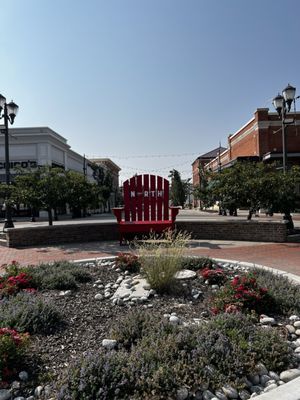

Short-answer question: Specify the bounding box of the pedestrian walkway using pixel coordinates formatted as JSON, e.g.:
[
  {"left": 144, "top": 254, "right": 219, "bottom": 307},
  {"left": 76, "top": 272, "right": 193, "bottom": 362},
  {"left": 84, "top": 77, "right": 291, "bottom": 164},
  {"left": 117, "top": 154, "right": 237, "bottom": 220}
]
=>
[{"left": 0, "top": 239, "right": 299, "bottom": 277}]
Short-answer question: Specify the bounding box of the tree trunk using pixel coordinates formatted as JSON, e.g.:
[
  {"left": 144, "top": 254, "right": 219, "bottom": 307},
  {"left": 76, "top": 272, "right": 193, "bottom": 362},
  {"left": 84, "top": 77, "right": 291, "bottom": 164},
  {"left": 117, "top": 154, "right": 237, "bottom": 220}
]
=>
[
  {"left": 247, "top": 209, "right": 253, "bottom": 220},
  {"left": 48, "top": 208, "right": 53, "bottom": 226},
  {"left": 283, "top": 212, "right": 294, "bottom": 230}
]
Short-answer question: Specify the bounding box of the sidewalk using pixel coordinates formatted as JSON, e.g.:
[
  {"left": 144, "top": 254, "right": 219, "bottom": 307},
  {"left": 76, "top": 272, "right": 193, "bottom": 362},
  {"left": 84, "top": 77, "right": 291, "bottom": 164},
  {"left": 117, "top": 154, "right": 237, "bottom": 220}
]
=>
[{"left": 0, "top": 239, "right": 299, "bottom": 277}]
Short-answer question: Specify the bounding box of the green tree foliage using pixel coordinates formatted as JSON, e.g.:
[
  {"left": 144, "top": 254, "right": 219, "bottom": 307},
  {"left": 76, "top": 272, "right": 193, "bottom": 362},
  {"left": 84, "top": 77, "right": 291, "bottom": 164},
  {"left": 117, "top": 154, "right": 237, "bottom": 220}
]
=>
[
  {"left": 194, "top": 162, "right": 300, "bottom": 228},
  {"left": 90, "top": 162, "right": 114, "bottom": 211},
  {"left": 65, "top": 171, "right": 98, "bottom": 218},
  {"left": 169, "top": 169, "right": 189, "bottom": 208},
  {"left": 13, "top": 166, "right": 67, "bottom": 225}
]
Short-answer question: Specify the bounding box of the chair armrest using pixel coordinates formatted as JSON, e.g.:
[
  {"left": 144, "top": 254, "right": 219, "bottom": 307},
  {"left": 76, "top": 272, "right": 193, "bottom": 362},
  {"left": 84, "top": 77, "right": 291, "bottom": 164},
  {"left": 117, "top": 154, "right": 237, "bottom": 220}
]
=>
[
  {"left": 112, "top": 207, "right": 124, "bottom": 223},
  {"left": 169, "top": 206, "right": 180, "bottom": 222}
]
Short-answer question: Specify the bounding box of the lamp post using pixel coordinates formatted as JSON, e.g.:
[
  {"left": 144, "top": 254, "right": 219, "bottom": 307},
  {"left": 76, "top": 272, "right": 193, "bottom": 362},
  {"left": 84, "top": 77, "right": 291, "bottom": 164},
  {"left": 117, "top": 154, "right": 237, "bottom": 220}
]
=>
[
  {"left": 272, "top": 84, "right": 297, "bottom": 173},
  {"left": 0, "top": 94, "right": 19, "bottom": 229}
]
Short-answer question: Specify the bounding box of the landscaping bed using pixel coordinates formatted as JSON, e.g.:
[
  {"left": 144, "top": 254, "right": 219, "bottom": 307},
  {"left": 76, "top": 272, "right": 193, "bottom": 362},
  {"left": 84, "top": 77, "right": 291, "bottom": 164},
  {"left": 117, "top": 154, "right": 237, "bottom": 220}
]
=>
[{"left": 1, "top": 236, "right": 300, "bottom": 400}]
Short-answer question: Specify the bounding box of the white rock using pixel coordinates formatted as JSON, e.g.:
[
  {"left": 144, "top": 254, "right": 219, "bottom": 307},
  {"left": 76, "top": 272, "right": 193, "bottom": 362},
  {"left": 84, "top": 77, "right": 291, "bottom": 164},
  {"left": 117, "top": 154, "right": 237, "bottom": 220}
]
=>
[
  {"left": 175, "top": 269, "right": 197, "bottom": 280},
  {"left": 34, "top": 386, "right": 44, "bottom": 397},
  {"left": 171, "top": 312, "right": 177, "bottom": 316},
  {"left": 294, "top": 320, "right": 300, "bottom": 328},
  {"left": 0, "top": 390, "right": 11, "bottom": 400},
  {"left": 295, "top": 329, "right": 300, "bottom": 336},
  {"left": 169, "top": 316, "right": 180, "bottom": 325},
  {"left": 250, "top": 385, "right": 263, "bottom": 394},
  {"left": 268, "top": 371, "right": 280, "bottom": 381},
  {"left": 116, "top": 276, "right": 123, "bottom": 284},
  {"left": 203, "top": 390, "right": 215, "bottom": 400},
  {"left": 59, "top": 290, "right": 71, "bottom": 296},
  {"left": 214, "top": 389, "right": 228, "bottom": 399},
  {"left": 211, "top": 284, "right": 219, "bottom": 290},
  {"left": 176, "top": 387, "right": 189, "bottom": 400},
  {"left": 260, "top": 317, "right": 275, "bottom": 325},
  {"left": 104, "top": 292, "right": 111, "bottom": 298},
  {"left": 222, "top": 384, "right": 238, "bottom": 398},
  {"left": 142, "top": 283, "right": 151, "bottom": 290},
  {"left": 255, "top": 363, "right": 268, "bottom": 376},
  {"left": 94, "top": 293, "right": 104, "bottom": 300},
  {"left": 18, "top": 370, "right": 29, "bottom": 381},
  {"left": 263, "top": 383, "right": 278, "bottom": 392},
  {"left": 286, "top": 324, "right": 296, "bottom": 334},
  {"left": 289, "top": 315, "right": 300, "bottom": 321},
  {"left": 259, "top": 375, "right": 270, "bottom": 386},
  {"left": 294, "top": 346, "right": 300, "bottom": 353},
  {"left": 238, "top": 390, "right": 251, "bottom": 400},
  {"left": 279, "top": 368, "right": 300, "bottom": 382},
  {"left": 102, "top": 339, "right": 117, "bottom": 350}
]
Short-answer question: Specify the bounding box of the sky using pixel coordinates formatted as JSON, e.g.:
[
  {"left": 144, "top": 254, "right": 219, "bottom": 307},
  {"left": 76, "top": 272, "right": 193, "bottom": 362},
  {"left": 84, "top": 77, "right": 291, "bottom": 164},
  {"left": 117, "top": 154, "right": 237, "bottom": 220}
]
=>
[{"left": 0, "top": 0, "right": 300, "bottom": 183}]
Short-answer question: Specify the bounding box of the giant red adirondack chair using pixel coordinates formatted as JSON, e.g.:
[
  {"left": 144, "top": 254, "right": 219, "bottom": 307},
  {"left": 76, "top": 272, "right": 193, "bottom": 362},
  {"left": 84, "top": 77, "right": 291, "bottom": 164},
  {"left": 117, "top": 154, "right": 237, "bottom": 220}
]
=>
[{"left": 112, "top": 174, "right": 180, "bottom": 245}]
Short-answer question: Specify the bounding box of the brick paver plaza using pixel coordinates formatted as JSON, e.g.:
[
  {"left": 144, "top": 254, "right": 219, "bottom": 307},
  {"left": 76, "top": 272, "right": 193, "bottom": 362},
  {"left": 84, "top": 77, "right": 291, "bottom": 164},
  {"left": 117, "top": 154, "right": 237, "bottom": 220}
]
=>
[
  {"left": 0, "top": 240, "right": 299, "bottom": 277},
  {"left": 0, "top": 210, "right": 299, "bottom": 276}
]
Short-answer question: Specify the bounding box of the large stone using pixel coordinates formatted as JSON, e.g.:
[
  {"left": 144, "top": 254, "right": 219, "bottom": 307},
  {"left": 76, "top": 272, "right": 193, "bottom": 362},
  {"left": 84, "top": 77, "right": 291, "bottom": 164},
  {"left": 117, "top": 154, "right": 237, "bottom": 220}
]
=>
[
  {"left": 0, "top": 390, "right": 11, "bottom": 400},
  {"left": 222, "top": 384, "right": 238, "bottom": 398},
  {"left": 279, "top": 368, "right": 300, "bottom": 382},
  {"left": 175, "top": 269, "right": 197, "bottom": 280},
  {"left": 255, "top": 362, "right": 268, "bottom": 376},
  {"left": 176, "top": 388, "right": 189, "bottom": 400},
  {"left": 102, "top": 339, "right": 117, "bottom": 350}
]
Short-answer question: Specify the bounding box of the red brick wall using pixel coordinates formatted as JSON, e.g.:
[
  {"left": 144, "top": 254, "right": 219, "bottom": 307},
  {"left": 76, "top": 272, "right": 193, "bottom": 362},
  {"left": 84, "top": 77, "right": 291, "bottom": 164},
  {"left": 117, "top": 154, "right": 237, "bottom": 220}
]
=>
[{"left": 6, "top": 220, "right": 287, "bottom": 247}]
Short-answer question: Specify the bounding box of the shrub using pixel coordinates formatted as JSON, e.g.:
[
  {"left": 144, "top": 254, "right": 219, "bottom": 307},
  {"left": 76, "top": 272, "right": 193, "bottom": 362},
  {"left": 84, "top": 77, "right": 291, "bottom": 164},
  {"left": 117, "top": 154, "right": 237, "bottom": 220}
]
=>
[
  {"left": 110, "top": 310, "right": 176, "bottom": 350},
  {"left": 200, "top": 267, "right": 228, "bottom": 285},
  {"left": 59, "top": 310, "right": 292, "bottom": 399},
  {"left": 252, "top": 267, "right": 300, "bottom": 315},
  {"left": 0, "top": 292, "right": 63, "bottom": 334},
  {"left": 1, "top": 262, "right": 35, "bottom": 298},
  {"left": 211, "top": 272, "right": 272, "bottom": 314},
  {"left": 58, "top": 350, "right": 133, "bottom": 400},
  {"left": 115, "top": 252, "right": 140, "bottom": 273},
  {"left": 180, "top": 256, "right": 218, "bottom": 271},
  {"left": 0, "top": 328, "right": 29, "bottom": 383},
  {"left": 135, "top": 230, "right": 190, "bottom": 294},
  {"left": 5, "top": 261, "right": 92, "bottom": 291}
]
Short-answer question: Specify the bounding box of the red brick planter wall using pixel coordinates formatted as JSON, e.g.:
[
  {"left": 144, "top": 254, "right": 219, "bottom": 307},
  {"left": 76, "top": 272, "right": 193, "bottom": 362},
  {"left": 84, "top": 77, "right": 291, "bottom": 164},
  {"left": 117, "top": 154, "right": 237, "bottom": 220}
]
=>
[{"left": 5, "top": 220, "right": 287, "bottom": 248}]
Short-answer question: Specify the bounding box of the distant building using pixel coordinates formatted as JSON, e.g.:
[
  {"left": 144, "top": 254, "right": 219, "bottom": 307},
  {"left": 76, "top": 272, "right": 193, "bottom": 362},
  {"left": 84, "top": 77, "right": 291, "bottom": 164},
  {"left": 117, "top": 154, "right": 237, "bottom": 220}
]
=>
[
  {"left": 192, "top": 108, "right": 300, "bottom": 208},
  {"left": 0, "top": 126, "right": 121, "bottom": 214},
  {"left": 206, "top": 108, "right": 300, "bottom": 171},
  {"left": 0, "top": 126, "right": 95, "bottom": 181},
  {"left": 192, "top": 146, "right": 226, "bottom": 207},
  {"left": 88, "top": 158, "right": 121, "bottom": 209}
]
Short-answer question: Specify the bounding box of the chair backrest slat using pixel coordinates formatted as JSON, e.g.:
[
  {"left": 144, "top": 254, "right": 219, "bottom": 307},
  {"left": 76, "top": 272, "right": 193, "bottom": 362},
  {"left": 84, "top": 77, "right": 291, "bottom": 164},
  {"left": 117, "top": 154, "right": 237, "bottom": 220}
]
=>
[{"left": 123, "top": 174, "right": 170, "bottom": 222}]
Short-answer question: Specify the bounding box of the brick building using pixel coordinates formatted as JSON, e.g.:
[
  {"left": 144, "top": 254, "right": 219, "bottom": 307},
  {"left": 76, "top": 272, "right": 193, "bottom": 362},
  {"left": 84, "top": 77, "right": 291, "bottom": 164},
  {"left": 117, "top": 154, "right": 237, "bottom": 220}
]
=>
[{"left": 192, "top": 108, "right": 300, "bottom": 198}]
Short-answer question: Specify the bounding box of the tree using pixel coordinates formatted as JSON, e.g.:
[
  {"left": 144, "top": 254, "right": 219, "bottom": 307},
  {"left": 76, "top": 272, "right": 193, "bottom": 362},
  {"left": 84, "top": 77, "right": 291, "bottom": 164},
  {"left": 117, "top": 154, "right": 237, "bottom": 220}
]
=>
[
  {"left": 90, "top": 162, "right": 114, "bottom": 212},
  {"left": 194, "top": 161, "right": 300, "bottom": 228},
  {"left": 169, "top": 169, "right": 188, "bottom": 208},
  {"left": 65, "top": 171, "right": 97, "bottom": 218},
  {"left": 13, "top": 166, "right": 67, "bottom": 225}
]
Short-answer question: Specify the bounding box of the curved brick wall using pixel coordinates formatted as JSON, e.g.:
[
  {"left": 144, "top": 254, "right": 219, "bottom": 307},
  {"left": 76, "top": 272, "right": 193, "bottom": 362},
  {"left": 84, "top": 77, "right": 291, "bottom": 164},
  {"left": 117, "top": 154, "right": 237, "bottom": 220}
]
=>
[{"left": 5, "top": 220, "right": 287, "bottom": 248}]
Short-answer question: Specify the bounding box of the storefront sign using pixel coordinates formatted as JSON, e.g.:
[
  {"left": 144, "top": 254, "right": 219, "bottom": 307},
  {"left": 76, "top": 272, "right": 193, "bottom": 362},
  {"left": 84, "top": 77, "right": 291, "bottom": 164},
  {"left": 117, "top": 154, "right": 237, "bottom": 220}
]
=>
[{"left": 0, "top": 160, "right": 38, "bottom": 169}]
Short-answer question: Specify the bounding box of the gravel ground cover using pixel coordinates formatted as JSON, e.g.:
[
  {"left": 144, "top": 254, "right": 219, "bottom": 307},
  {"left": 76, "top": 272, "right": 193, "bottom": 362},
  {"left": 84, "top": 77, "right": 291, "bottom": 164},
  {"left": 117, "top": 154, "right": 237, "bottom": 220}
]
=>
[{"left": 1, "top": 257, "right": 300, "bottom": 400}]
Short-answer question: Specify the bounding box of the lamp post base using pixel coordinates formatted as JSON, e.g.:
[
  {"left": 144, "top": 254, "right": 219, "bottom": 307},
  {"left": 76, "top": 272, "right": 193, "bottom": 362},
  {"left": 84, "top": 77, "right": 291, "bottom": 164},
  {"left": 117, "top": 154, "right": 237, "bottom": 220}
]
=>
[{"left": 4, "top": 219, "right": 14, "bottom": 229}]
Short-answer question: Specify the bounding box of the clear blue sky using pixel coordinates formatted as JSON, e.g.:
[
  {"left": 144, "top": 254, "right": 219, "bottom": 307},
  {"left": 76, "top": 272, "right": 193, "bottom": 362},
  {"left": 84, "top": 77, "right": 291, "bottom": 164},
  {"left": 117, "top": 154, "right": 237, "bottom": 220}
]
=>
[{"left": 1, "top": 0, "right": 300, "bottom": 182}]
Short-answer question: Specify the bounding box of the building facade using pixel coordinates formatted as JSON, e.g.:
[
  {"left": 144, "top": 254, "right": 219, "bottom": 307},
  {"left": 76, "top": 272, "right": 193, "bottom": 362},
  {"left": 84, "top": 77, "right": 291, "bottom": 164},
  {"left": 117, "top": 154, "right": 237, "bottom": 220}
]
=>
[
  {"left": 0, "top": 127, "right": 95, "bottom": 181},
  {"left": 0, "top": 126, "right": 121, "bottom": 214},
  {"left": 192, "top": 109, "right": 300, "bottom": 198}
]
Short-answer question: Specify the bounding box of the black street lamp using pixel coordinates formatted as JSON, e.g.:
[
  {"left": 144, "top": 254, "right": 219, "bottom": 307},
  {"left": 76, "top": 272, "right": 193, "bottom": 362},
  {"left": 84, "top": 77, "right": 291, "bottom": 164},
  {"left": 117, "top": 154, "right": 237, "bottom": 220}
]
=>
[
  {"left": 0, "top": 94, "right": 19, "bottom": 229},
  {"left": 272, "top": 84, "right": 297, "bottom": 173}
]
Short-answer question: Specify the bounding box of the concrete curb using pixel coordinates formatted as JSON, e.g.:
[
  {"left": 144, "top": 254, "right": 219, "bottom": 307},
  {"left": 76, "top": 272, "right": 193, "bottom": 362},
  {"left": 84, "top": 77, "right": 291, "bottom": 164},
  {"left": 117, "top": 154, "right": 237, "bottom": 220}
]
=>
[{"left": 72, "top": 255, "right": 300, "bottom": 400}]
